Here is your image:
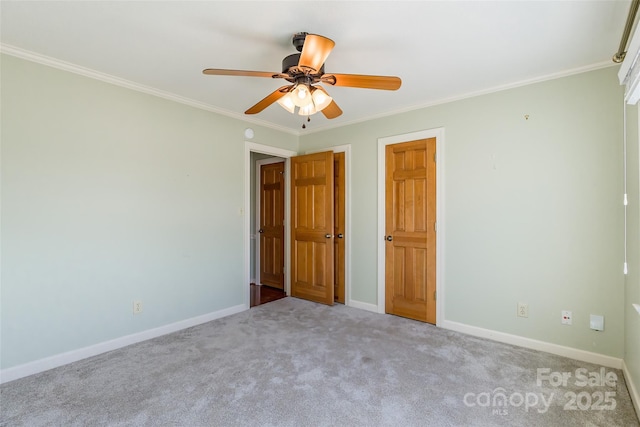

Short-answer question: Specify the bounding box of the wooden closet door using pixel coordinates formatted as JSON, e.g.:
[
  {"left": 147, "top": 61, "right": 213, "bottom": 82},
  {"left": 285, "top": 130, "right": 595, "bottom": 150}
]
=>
[
  {"left": 290, "top": 151, "right": 335, "bottom": 305},
  {"left": 385, "top": 138, "right": 436, "bottom": 324},
  {"left": 259, "top": 162, "right": 284, "bottom": 289}
]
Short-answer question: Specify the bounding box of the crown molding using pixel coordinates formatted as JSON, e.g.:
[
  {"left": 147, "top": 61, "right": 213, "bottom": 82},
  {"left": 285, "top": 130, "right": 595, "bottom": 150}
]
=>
[
  {"left": 1, "top": 43, "right": 617, "bottom": 138},
  {"left": 302, "top": 60, "right": 618, "bottom": 135},
  {"left": 0, "top": 43, "right": 299, "bottom": 136}
]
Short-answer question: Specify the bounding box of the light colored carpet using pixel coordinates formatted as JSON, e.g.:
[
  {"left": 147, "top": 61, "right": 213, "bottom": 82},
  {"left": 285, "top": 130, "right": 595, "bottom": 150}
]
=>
[{"left": 1, "top": 297, "right": 638, "bottom": 426}]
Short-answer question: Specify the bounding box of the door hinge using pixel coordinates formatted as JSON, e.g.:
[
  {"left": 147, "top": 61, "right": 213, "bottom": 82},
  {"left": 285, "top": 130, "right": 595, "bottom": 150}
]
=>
[
  {"left": 624, "top": 193, "right": 628, "bottom": 206},
  {"left": 434, "top": 152, "right": 437, "bottom": 163},
  {"left": 434, "top": 290, "right": 437, "bottom": 301},
  {"left": 434, "top": 221, "right": 437, "bottom": 232}
]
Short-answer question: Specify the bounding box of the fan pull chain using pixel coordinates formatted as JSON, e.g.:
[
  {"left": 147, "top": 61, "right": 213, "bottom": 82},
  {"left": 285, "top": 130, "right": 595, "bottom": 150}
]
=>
[{"left": 301, "top": 116, "right": 311, "bottom": 129}]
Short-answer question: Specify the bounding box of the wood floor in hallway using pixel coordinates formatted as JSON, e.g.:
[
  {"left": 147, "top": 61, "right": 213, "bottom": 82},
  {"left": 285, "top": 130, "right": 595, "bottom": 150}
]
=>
[{"left": 250, "top": 284, "right": 286, "bottom": 307}]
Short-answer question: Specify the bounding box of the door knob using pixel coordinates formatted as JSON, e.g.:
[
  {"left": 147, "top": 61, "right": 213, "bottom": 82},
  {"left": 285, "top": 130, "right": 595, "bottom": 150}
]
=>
[
  {"left": 385, "top": 235, "right": 393, "bottom": 241},
  {"left": 325, "top": 234, "right": 333, "bottom": 238},
  {"left": 337, "top": 233, "right": 344, "bottom": 239},
  {"left": 258, "top": 229, "right": 264, "bottom": 233}
]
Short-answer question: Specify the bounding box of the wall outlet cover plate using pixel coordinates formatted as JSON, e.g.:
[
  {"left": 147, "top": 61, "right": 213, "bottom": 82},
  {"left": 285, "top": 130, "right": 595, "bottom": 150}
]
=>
[
  {"left": 590, "top": 314, "right": 604, "bottom": 331},
  {"left": 517, "top": 302, "right": 528, "bottom": 318}
]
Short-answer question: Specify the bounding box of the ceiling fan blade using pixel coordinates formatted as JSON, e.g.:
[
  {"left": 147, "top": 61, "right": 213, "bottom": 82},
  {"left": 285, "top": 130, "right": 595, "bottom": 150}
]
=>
[
  {"left": 321, "top": 100, "right": 343, "bottom": 119},
  {"left": 321, "top": 73, "right": 401, "bottom": 90},
  {"left": 203, "top": 69, "right": 286, "bottom": 79},
  {"left": 245, "top": 85, "right": 292, "bottom": 115},
  {"left": 298, "top": 34, "right": 335, "bottom": 73}
]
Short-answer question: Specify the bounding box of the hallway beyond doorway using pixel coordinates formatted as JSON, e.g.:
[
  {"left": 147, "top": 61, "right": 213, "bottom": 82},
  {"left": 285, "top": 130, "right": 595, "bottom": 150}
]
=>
[{"left": 250, "top": 284, "right": 286, "bottom": 307}]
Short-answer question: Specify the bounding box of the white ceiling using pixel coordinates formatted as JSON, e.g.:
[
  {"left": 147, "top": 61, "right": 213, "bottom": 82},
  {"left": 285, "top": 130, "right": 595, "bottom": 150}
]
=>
[{"left": 0, "top": 1, "right": 631, "bottom": 134}]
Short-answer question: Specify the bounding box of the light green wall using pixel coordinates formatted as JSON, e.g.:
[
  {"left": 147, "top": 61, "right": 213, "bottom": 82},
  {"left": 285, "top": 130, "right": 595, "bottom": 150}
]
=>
[
  {"left": 1, "top": 53, "right": 631, "bottom": 369},
  {"left": 625, "top": 103, "right": 640, "bottom": 402},
  {"left": 301, "top": 67, "right": 625, "bottom": 358},
  {"left": 0, "top": 54, "right": 297, "bottom": 369}
]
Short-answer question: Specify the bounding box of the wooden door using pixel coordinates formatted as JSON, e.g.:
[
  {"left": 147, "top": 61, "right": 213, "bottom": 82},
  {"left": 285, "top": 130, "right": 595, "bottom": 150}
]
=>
[
  {"left": 291, "top": 151, "right": 335, "bottom": 305},
  {"left": 334, "top": 152, "right": 346, "bottom": 304},
  {"left": 259, "top": 162, "right": 285, "bottom": 289},
  {"left": 385, "top": 138, "right": 437, "bottom": 324}
]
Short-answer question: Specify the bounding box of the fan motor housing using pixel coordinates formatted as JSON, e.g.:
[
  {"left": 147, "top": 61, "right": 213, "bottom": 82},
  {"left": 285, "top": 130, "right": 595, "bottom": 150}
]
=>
[
  {"left": 282, "top": 53, "right": 300, "bottom": 73},
  {"left": 282, "top": 53, "right": 324, "bottom": 75}
]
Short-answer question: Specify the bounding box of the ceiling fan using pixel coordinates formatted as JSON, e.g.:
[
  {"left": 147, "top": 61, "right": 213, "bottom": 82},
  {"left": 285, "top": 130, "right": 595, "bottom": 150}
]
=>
[{"left": 202, "top": 32, "right": 402, "bottom": 124}]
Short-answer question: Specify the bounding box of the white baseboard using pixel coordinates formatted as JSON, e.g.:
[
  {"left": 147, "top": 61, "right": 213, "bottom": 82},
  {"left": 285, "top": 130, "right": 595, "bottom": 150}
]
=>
[
  {"left": 623, "top": 359, "right": 640, "bottom": 420},
  {"left": 348, "top": 299, "right": 379, "bottom": 313},
  {"left": 441, "top": 320, "right": 623, "bottom": 369},
  {"left": 0, "top": 304, "right": 247, "bottom": 384}
]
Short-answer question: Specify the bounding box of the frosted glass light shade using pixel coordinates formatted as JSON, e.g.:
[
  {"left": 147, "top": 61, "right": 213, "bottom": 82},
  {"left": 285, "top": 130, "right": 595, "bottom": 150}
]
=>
[
  {"left": 277, "top": 93, "right": 296, "bottom": 113},
  {"left": 298, "top": 103, "right": 317, "bottom": 116},
  {"left": 292, "top": 84, "right": 312, "bottom": 107},
  {"left": 311, "top": 87, "right": 332, "bottom": 111}
]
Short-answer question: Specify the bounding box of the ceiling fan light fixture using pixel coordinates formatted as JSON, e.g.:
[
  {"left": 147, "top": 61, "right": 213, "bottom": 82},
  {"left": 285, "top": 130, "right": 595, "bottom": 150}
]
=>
[{"left": 277, "top": 85, "right": 333, "bottom": 116}]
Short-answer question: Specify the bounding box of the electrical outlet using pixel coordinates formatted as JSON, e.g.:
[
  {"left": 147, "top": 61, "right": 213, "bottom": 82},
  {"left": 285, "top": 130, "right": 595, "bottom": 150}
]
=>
[
  {"left": 133, "top": 300, "right": 143, "bottom": 314},
  {"left": 561, "top": 310, "right": 572, "bottom": 325},
  {"left": 517, "top": 303, "right": 529, "bottom": 318}
]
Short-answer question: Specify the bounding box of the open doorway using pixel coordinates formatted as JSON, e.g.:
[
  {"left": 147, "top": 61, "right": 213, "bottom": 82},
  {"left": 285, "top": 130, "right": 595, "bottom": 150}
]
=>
[
  {"left": 251, "top": 154, "right": 286, "bottom": 307},
  {"left": 244, "top": 142, "right": 297, "bottom": 309},
  {"left": 244, "top": 142, "right": 350, "bottom": 310}
]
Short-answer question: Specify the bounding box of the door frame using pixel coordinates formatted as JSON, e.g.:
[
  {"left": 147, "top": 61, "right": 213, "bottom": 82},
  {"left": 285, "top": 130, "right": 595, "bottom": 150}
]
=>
[
  {"left": 305, "top": 145, "right": 352, "bottom": 306},
  {"left": 244, "top": 142, "right": 297, "bottom": 309},
  {"left": 376, "top": 129, "right": 445, "bottom": 325},
  {"left": 254, "top": 157, "right": 286, "bottom": 288}
]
